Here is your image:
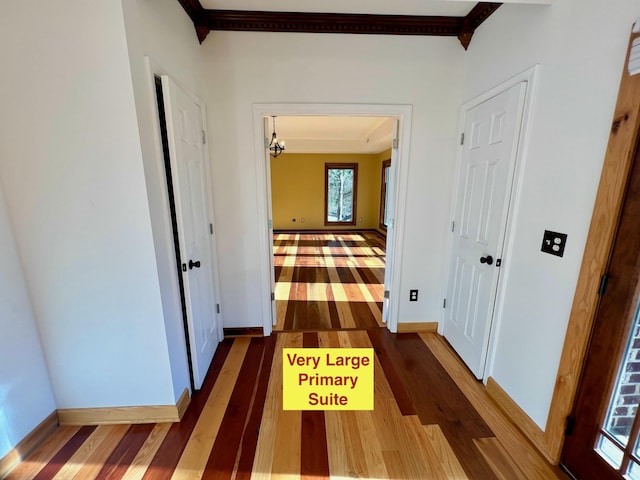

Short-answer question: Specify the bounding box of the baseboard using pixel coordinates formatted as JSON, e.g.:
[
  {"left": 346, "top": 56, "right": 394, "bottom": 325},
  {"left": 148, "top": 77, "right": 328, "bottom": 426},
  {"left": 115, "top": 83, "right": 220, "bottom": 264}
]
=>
[
  {"left": 397, "top": 322, "right": 438, "bottom": 333},
  {"left": 0, "top": 411, "right": 58, "bottom": 479},
  {"left": 486, "top": 377, "right": 553, "bottom": 464},
  {"left": 223, "top": 327, "right": 264, "bottom": 338},
  {"left": 58, "top": 394, "right": 188, "bottom": 426},
  {"left": 176, "top": 388, "right": 190, "bottom": 420}
]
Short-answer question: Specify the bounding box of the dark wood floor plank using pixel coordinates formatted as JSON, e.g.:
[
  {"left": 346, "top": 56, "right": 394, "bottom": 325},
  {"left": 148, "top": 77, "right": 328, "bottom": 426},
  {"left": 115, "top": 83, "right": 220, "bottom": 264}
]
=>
[
  {"left": 141, "top": 339, "right": 233, "bottom": 480},
  {"left": 367, "top": 329, "right": 416, "bottom": 416},
  {"left": 387, "top": 331, "right": 498, "bottom": 480},
  {"left": 300, "top": 332, "right": 330, "bottom": 480},
  {"left": 327, "top": 300, "right": 342, "bottom": 329},
  {"left": 32, "top": 425, "right": 96, "bottom": 480},
  {"left": 94, "top": 424, "right": 154, "bottom": 480},
  {"left": 201, "top": 338, "right": 266, "bottom": 480},
  {"left": 233, "top": 334, "right": 278, "bottom": 480},
  {"left": 348, "top": 301, "right": 379, "bottom": 330}
]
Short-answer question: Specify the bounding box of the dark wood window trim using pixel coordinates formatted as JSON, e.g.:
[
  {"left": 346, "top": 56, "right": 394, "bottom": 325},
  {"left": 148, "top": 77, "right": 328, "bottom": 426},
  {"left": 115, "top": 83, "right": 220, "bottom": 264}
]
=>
[
  {"left": 379, "top": 159, "right": 391, "bottom": 231},
  {"left": 325, "top": 163, "right": 358, "bottom": 227}
]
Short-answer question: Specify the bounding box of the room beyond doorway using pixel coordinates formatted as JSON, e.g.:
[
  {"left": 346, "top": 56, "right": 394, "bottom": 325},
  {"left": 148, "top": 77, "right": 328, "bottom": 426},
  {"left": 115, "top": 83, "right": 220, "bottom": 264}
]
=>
[
  {"left": 253, "top": 104, "right": 412, "bottom": 336},
  {"left": 273, "top": 230, "right": 386, "bottom": 331},
  {"left": 266, "top": 114, "right": 393, "bottom": 332}
]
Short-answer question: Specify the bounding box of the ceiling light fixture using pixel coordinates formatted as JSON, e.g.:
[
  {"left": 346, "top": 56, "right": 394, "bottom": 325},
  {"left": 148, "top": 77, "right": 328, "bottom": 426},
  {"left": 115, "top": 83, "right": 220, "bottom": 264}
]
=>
[{"left": 269, "top": 116, "right": 285, "bottom": 158}]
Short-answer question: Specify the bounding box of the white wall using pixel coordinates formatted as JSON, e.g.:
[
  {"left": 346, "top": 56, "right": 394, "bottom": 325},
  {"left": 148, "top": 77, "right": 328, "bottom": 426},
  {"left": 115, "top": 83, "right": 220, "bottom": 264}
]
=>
[
  {"left": 201, "top": 32, "right": 465, "bottom": 328},
  {"left": 463, "top": 0, "right": 640, "bottom": 427},
  {"left": 121, "top": 0, "right": 207, "bottom": 402},
  {"left": 0, "top": 184, "right": 56, "bottom": 459},
  {"left": 0, "top": 0, "right": 175, "bottom": 409}
]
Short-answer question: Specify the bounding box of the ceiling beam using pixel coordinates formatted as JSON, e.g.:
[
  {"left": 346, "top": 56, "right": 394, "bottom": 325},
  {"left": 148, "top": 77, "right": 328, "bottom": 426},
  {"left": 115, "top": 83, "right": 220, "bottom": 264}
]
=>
[
  {"left": 205, "top": 10, "right": 464, "bottom": 37},
  {"left": 176, "top": 0, "right": 210, "bottom": 43},
  {"left": 458, "top": 3, "right": 502, "bottom": 50},
  {"left": 176, "top": 1, "right": 503, "bottom": 49}
]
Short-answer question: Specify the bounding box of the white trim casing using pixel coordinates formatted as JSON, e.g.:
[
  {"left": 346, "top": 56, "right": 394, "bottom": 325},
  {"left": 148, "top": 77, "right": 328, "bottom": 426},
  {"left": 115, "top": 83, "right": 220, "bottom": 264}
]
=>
[{"left": 252, "top": 103, "right": 413, "bottom": 335}]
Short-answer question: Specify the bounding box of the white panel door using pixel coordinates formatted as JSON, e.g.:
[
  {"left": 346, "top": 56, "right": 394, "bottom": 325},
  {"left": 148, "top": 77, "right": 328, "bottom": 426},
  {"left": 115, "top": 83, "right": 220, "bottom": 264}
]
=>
[
  {"left": 162, "top": 76, "right": 220, "bottom": 389},
  {"left": 443, "top": 82, "right": 527, "bottom": 379},
  {"left": 382, "top": 119, "right": 399, "bottom": 324}
]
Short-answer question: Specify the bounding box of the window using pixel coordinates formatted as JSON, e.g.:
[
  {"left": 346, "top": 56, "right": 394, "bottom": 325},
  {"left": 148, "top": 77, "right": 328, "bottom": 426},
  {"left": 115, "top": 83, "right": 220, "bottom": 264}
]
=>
[
  {"left": 325, "top": 163, "right": 358, "bottom": 226},
  {"left": 379, "top": 159, "right": 391, "bottom": 230}
]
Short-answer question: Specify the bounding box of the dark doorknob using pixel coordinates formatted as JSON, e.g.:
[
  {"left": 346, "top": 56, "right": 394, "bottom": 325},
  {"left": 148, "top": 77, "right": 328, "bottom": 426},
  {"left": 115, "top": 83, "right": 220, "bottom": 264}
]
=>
[
  {"left": 480, "top": 255, "right": 494, "bottom": 266},
  {"left": 188, "top": 260, "right": 201, "bottom": 269}
]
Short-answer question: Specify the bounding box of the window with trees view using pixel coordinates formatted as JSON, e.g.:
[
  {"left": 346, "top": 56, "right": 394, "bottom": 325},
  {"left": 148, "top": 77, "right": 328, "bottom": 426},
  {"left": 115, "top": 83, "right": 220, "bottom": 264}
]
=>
[{"left": 325, "top": 163, "right": 358, "bottom": 226}]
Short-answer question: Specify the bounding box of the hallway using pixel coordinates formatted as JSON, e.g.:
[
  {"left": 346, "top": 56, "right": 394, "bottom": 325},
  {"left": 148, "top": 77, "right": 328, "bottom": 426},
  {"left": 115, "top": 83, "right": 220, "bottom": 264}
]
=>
[{"left": 7, "top": 330, "right": 564, "bottom": 479}]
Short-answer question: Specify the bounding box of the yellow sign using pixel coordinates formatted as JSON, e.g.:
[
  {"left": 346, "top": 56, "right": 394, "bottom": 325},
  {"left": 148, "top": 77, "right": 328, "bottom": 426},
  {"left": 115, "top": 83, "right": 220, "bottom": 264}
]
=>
[{"left": 282, "top": 348, "right": 374, "bottom": 410}]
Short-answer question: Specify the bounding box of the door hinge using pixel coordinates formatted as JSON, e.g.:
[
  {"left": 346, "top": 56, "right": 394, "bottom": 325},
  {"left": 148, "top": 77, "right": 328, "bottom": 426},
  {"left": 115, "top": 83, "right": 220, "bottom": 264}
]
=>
[
  {"left": 565, "top": 416, "right": 575, "bottom": 436},
  {"left": 209, "top": 223, "right": 214, "bottom": 235},
  {"left": 268, "top": 219, "right": 273, "bottom": 229},
  {"left": 384, "top": 290, "right": 390, "bottom": 299},
  {"left": 460, "top": 132, "right": 465, "bottom": 145},
  {"left": 271, "top": 292, "right": 275, "bottom": 301},
  {"left": 216, "top": 304, "right": 221, "bottom": 314},
  {"left": 599, "top": 274, "right": 609, "bottom": 296},
  {"left": 443, "top": 298, "right": 447, "bottom": 309},
  {"left": 202, "top": 130, "right": 206, "bottom": 145},
  {"left": 392, "top": 138, "right": 399, "bottom": 149},
  {"left": 451, "top": 221, "right": 455, "bottom": 232}
]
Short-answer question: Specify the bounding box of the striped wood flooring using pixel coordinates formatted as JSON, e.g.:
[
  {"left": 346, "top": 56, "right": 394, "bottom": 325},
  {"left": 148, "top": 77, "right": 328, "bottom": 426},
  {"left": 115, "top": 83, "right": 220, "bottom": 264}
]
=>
[
  {"left": 273, "top": 231, "right": 386, "bottom": 331},
  {"left": 6, "top": 330, "right": 565, "bottom": 480}
]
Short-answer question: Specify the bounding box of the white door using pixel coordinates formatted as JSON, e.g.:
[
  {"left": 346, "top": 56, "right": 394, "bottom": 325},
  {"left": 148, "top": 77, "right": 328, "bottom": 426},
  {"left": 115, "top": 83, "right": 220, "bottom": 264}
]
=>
[
  {"left": 162, "top": 76, "right": 220, "bottom": 389},
  {"left": 382, "top": 119, "right": 399, "bottom": 324},
  {"left": 443, "top": 82, "right": 527, "bottom": 379}
]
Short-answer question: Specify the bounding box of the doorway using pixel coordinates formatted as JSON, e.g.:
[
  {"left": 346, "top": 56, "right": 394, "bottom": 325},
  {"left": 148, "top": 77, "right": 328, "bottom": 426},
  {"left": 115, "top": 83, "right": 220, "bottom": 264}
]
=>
[
  {"left": 443, "top": 81, "right": 528, "bottom": 379},
  {"left": 154, "top": 75, "right": 222, "bottom": 390},
  {"left": 252, "top": 104, "right": 412, "bottom": 335},
  {"left": 561, "top": 125, "right": 640, "bottom": 479},
  {"left": 267, "top": 116, "right": 393, "bottom": 330}
]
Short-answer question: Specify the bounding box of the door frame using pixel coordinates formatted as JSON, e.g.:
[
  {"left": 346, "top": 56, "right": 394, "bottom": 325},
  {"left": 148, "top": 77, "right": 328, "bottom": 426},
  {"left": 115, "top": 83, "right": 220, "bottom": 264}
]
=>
[
  {"left": 252, "top": 103, "right": 413, "bottom": 336},
  {"left": 441, "top": 65, "right": 540, "bottom": 381},
  {"left": 145, "top": 57, "right": 225, "bottom": 390}
]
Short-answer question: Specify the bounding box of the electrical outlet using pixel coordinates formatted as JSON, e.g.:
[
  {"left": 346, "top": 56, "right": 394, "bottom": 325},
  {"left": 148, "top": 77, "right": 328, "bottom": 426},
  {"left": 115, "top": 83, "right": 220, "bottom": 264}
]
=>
[
  {"left": 541, "top": 230, "right": 567, "bottom": 257},
  {"left": 409, "top": 289, "right": 418, "bottom": 302}
]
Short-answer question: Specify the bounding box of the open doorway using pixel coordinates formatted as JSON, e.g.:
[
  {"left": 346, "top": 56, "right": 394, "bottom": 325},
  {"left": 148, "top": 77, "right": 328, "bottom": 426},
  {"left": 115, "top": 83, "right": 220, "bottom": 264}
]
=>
[
  {"left": 252, "top": 105, "right": 412, "bottom": 336},
  {"left": 268, "top": 116, "right": 393, "bottom": 331}
]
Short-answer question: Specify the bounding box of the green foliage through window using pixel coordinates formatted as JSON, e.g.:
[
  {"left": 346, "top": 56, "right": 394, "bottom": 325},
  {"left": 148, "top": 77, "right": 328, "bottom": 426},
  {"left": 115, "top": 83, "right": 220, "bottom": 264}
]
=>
[{"left": 325, "top": 164, "right": 357, "bottom": 225}]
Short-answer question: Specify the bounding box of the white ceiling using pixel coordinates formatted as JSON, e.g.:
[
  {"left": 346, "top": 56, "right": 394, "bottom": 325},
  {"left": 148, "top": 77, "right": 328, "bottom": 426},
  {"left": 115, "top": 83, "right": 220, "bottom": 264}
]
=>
[
  {"left": 200, "top": 0, "right": 556, "bottom": 15},
  {"left": 270, "top": 116, "right": 394, "bottom": 154},
  {"left": 200, "top": 0, "right": 475, "bottom": 16}
]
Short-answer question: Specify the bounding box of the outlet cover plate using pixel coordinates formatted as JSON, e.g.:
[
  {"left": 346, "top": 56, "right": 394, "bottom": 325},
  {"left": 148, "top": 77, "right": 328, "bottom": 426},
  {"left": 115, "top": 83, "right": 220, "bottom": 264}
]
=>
[{"left": 541, "top": 230, "right": 568, "bottom": 257}]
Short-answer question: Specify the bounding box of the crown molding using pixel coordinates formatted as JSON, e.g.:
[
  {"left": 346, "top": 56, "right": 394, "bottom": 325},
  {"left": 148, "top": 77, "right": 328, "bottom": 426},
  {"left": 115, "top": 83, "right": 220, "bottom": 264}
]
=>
[{"left": 177, "top": 1, "right": 502, "bottom": 49}]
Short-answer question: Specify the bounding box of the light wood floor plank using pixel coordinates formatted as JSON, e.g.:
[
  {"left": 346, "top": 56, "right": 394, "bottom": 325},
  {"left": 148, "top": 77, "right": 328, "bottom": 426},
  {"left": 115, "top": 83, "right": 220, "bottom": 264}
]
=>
[
  {"left": 121, "top": 423, "right": 172, "bottom": 480},
  {"left": 475, "top": 437, "right": 530, "bottom": 480},
  {"left": 5, "top": 427, "right": 80, "bottom": 480},
  {"left": 172, "top": 337, "right": 250, "bottom": 480},
  {"left": 69, "top": 425, "right": 130, "bottom": 480},
  {"left": 270, "top": 333, "right": 302, "bottom": 480},
  {"left": 52, "top": 425, "right": 117, "bottom": 480},
  {"left": 251, "top": 333, "right": 302, "bottom": 480}
]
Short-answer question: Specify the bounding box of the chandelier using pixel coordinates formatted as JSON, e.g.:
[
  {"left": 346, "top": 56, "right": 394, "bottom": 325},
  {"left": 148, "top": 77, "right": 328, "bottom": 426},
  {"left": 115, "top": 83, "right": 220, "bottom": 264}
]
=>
[{"left": 269, "top": 116, "right": 285, "bottom": 158}]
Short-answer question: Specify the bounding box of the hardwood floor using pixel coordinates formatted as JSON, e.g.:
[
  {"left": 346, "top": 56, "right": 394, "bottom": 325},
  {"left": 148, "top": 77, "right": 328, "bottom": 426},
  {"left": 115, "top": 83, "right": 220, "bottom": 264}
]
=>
[
  {"left": 273, "top": 231, "right": 386, "bottom": 331},
  {"left": 6, "top": 330, "right": 565, "bottom": 480}
]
